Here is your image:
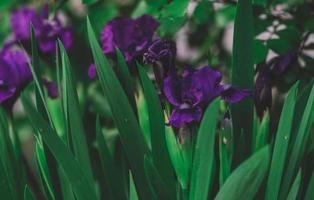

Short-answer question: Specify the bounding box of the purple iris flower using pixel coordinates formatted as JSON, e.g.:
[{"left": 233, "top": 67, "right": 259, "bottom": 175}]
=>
[
  {"left": 10, "top": 6, "right": 73, "bottom": 53},
  {"left": 163, "top": 66, "right": 251, "bottom": 128},
  {"left": 100, "top": 15, "right": 159, "bottom": 62},
  {"left": 0, "top": 47, "right": 58, "bottom": 108}
]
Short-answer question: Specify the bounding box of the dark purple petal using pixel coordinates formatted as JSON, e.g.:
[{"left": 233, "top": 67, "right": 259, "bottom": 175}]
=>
[
  {"left": 42, "top": 78, "right": 59, "bottom": 99},
  {"left": 88, "top": 64, "right": 96, "bottom": 80},
  {"left": 100, "top": 15, "right": 159, "bottom": 62},
  {"left": 269, "top": 50, "right": 297, "bottom": 75},
  {"left": 0, "top": 48, "right": 32, "bottom": 104},
  {"left": 10, "top": 7, "right": 42, "bottom": 40},
  {"left": 220, "top": 85, "right": 252, "bottom": 103},
  {"left": 255, "top": 69, "right": 272, "bottom": 118},
  {"left": 163, "top": 74, "right": 182, "bottom": 106},
  {"left": 168, "top": 107, "right": 203, "bottom": 128},
  {"left": 187, "top": 66, "right": 222, "bottom": 105}
]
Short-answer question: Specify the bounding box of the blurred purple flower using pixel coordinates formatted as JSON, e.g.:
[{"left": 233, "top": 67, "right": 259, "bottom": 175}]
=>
[
  {"left": 0, "top": 47, "right": 59, "bottom": 108},
  {"left": 144, "top": 39, "right": 177, "bottom": 74},
  {"left": 254, "top": 50, "right": 297, "bottom": 118},
  {"left": 10, "top": 6, "right": 73, "bottom": 53},
  {"left": 164, "top": 67, "right": 251, "bottom": 128},
  {"left": 100, "top": 15, "right": 159, "bottom": 62},
  {"left": 0, "top": 48, "right": 32, "bottom": 104},
  {"left": 88, "top": 64, "right": 96, "bottom": 79}
]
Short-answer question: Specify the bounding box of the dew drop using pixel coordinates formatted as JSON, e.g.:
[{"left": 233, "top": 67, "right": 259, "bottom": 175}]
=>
[{"left": 284, "top": 136, "right": 289, "bottom": 140}]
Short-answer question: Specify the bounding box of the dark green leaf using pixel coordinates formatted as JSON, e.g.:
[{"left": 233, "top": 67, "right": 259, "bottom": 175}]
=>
[
  {"left": 231, "top": 0, "right": 254, "bottom": 164},
  {"left": 253, "top": 39, "right": 268, "bottom": 64},
  {"left": 304, "top": 171, "right": 314, "bottom": 200},
  {"left": 267, "top": 39, "right": 292, "bottom": 54},
  {"left": 286, "top": 169, "right": 301, "bottom": 200}
]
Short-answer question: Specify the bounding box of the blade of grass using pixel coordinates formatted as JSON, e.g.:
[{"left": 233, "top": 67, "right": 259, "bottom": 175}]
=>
[
  {"left": 230, "top": 0, "right": 254, "bottom": 164},
  {"left": 87, "top": 17, "right": 153, "bottom": 199},
  {"left": 254, "top": 112, "right": 270, "bottom": 151},
  {"left": 215, "top": 146, "right": 270, "bottom": 200},
  {"left": 137, "top": 64, "right": 176, "bottom": 193},
  {"left": 21, "top": 93, "right": 97, "bottom": 200},
  {"left": 279, "top": 81, "right": 314, "bottom": 200},
  {"left": 265, "top": 82, "right": 299, "bottom": 200},
  {"left": 58, "top": 41, "right": 94, "bottom": 184},
  {"left": 189, "top": 98, "right": 220, "bottom": 200},
  {"left": 0, "top": 155, "right": 14, "bottom": 200}
]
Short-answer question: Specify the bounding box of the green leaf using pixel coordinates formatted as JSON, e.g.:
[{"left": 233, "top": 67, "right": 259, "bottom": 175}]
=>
[
  {"left": 24, "top": 185, "right": 35, "bottom": 200},
  {"left": 116, "top": 49, "right": 137, "bottom": 113},
  {"left": 254, "top": 112, "right": 270, "bottom": 151},
  {"left": 0, "top": 155, "right": 14, "bottom": 200},
  {"left": 165, "top": 126, "right": 189, "bottom": 189},
  {"left": 59, "top": 41, "right": 94, "bottom": 184},
  {"left": 277, "top": 26, "right": 302, "bottom": 46},
  {"left": 267, "top": 39, "right": 292, "bottom": 54},
  {"left": 231, "top": 0, "right": 254, "bottom": 164},
  {"left": 253, "top": 39, "right": 268, "bottom": 64},
  {"left": 82, "top": 0, "right": 98, "bottom": 5},
  {"left": 215, "top": 146, "right": 270, "bottom": 200},
  {"left": 280, "top": 81, "right": 314, "bottom": 199},
  {"left": 286, "top": 169, "right": 301, "bottom": 200},
  {"left": 130, "top": 172, "right": 139, "bottom": 200},
  {"left": 87, "top": 18, "right": 153, "bottom": 199},
  {"left": 96, "top": 117, "right": 128, "bottom": 200},
  {"left": 304, "top": 171, "right": 314, "bottom": 200},
  {"left": 21, "top": 94, "right": 97, "bottom": 200},
  {"left": 189, "top": 98, "right": 220, "bottom": 200},
  {"left": 192, "top": 0, "right": 213, "bottom": 25},
  {"left": 137, "top": 64, "right": 175, "bottom": 192},
  {"left": 161, "top": 0, "right": 189, "bottom": 18},
  {"left": 265, "top": 82, "right": 299, "bottom": 200},
  {"left": 158, "top": 16, "right": 187, "bottom": 37},
  {"left": 144, "top": 155, "right": 176, "bottom": 199}
]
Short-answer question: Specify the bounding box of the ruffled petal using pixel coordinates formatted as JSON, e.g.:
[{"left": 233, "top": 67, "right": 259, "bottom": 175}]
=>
[
  {"left": 220, "top": 84, "right": 252, "bottom": 103},
  {"left": 163, "top": 74, "right": 182, "bottom": 106},
  {"left": 168, "top": 107, "right": 202, "bottom": 128}
]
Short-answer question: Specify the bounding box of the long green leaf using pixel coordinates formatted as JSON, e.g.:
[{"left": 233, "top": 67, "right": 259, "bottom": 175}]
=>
[
  {"left": 280, "top": 81, "right": 314, "bottom": 199},
  {"left": 137, "top": 64, "right": 175, "bottom": 193},
  {"left": 189, "top": 98, "right": 220, "bottom": 200},
  {"left": 304, "top": 171, "right": 314, "bottom": 200},
  {"left": 0, "top": 155, "right": 14, "bottom": 200},
  {"left": 21, "top": 94, "right": 97, "bottom": 200},
  {"left": 144, "top": 155, "right": 176, "bottom": 200},
  {"left": 231, "top": 0, "right": 254, "bottom": 163},
  {"left": 215, "top": 146, "right": 270, "bottom": 200},
  {"left": 24, "top": 185, "right": 35, "bottom": 200},
  {"left": 265, "top": 82, "right": 299, "bottom": 200},
  {"left": 96, "top": 117, "right": 128, "bottom": 200},
  {"left": 35, "top": 140, "right": 56, "bottom": 200},
  {"left": 59, "top": 41, "right": 94, "bottom": 184},
  {"left": 87, "top": 17, "right": 153, "bottom": 199},
  {"left": 286, "top": 169, "right": 301, "bottom": 200}
]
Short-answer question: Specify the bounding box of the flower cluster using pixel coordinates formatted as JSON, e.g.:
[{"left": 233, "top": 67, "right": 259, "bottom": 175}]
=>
[
  {"left": 9, "top": 6, "right": 73, "bottom": 53},
  {"left": 255, "top": 50, "right": 297, "bottom": 118},
  {"left": 89, "top": 14, "right": 251, "bottom": 128}
]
